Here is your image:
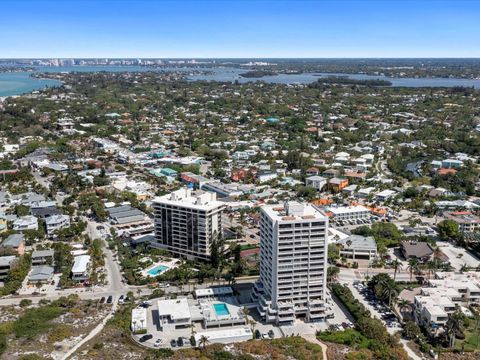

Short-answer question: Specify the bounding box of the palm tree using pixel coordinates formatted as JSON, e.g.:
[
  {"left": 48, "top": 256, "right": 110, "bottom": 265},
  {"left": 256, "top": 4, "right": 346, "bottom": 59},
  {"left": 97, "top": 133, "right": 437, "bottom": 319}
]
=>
[
  {"left": 198, "top": 335, "right": 209, "bottom": 349},
  {"left": 425, "top": 260, "right": 437, "bottom": 280},
  {"left": 392, "top": 259, "right": 403, "bottom": 281},
  {"left": 445, "top": 310, "right": 464, "bottom": 348},
  {"left": 380, "top": 278, "right": 398, "bottom": 308},
  {"left": 407, "top": 258, "right": 419, "bottom": 281},
  {"left": 398, "top": 298, "right": 412, "bottom": 314},
  {"left": 460, "top": 263, "right": 470, "bottom": 273}
]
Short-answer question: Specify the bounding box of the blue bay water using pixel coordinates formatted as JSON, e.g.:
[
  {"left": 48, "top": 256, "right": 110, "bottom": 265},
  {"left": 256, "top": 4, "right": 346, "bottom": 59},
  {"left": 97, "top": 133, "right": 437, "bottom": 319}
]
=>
[{"left": 1, "top": 65, "right": 480, "bottom": 97}]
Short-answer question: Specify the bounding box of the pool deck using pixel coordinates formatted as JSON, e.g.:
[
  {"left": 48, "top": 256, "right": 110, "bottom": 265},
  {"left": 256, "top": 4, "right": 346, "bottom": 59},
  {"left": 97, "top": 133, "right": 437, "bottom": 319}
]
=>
[{"left": 141, "top": 258, "right": 180, "bottom": 277}]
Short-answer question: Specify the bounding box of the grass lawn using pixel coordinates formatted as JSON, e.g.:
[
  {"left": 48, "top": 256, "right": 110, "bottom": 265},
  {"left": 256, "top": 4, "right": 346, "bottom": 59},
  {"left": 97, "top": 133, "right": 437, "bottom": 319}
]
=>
[{"left": 456, "top": 329, "right": 480, "bottom": 351}]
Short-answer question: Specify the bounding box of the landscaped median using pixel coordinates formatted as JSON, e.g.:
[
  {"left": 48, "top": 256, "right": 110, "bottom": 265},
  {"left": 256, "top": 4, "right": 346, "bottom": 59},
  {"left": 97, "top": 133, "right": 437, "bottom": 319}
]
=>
[{"left": 318, "top": 283, "right": 408, "bottom": 360}]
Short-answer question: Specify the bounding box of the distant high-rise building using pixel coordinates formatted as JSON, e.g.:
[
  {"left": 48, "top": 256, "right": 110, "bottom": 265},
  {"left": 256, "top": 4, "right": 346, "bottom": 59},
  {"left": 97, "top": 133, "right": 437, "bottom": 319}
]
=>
[
  {"left": 152, "top": 188, "right": 225, "bottom": 261},
  {"left": 252, "top": 201, "right": 329, "bottom": 324}
]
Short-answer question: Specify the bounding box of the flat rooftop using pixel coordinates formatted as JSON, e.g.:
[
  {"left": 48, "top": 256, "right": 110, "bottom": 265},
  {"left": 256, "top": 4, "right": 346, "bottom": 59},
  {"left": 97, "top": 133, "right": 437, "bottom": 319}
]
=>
[
  {"left": 157, "top": 298, "right": 191, "bottom": 320},
  {"left": 328, "top": 205, "right": 369, "bottom": 215},
  {"left": 263, "top": 201, "right": 327, "bottom": 222},
  {"left": 153, "top": 188, "right": 225, "bottom": 211}
]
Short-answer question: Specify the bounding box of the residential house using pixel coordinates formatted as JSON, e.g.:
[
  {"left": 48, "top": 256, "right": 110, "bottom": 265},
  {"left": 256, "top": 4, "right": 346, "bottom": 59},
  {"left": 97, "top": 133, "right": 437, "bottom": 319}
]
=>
[
  {"left": 328, "top": 178, "right": 349, "bottom": 192},
  {"left": 1, "top": 234, "right": 25, "bottom": 255},
  {"left": 71, "top": 255, "right": 91, "bottom": 282},
  {"left": 29, "top": 265, "right": 54, "bottom": 283},
  {"left": 305, "top": 176, "right": 327, "bottom": 191},
  {"left": 0, "top": 256, "right": 17, "bottom": 281},
  {"left": 13, "top": 215, "right": 38, "bottom": 231},
  {"left": 46, "top": 214, "right": 71, "bottom": 237},
  {"left": 31, "top": 249, "right": 55, "bottom": 266}
]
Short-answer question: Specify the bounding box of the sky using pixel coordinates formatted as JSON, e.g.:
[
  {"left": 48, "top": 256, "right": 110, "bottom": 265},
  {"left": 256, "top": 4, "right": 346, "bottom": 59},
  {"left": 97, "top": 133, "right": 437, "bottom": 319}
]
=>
[{"left": 1, "top": 0, "right": 479, "bottom": 58}]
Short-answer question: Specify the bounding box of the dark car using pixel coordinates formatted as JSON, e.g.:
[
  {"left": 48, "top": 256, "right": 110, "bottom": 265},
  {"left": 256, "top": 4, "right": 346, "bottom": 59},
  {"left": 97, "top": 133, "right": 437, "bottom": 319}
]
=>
[
  {"left": 170, "top": 339, "right": 177, "bottom": 347},
  {"left": 255, "top": 329, "right": 261, "bottom": 339},
  {"left": 268, "top": 330, "right": 274, "bottom": 339},
  {"left": 99, "top": 297, "right": 106, "bottom": 304},
  {"left": 107, "top": 295, "right": 113, "bottom": 304},
  {"left": 177, "top": 337, "right": 184, "bottom": 346},
  {"left": 139, "top": 334, "right": 153, "bottom": 343}
]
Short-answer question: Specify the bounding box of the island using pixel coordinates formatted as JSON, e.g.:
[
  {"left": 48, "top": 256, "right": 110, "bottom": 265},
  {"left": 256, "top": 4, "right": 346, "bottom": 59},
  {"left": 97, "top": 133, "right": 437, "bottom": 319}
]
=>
[
  {"left": 311, "top": 75, "right": 392, "bottom": 86},
  {"left": 239, "top": 70, "right": 278, "bottom": 78}
]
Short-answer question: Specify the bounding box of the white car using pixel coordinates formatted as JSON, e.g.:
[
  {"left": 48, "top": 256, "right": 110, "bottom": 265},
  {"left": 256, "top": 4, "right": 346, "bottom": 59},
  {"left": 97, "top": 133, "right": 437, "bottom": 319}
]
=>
[{"left": 154, "top": 339, "right": 162, "bottom": 347}]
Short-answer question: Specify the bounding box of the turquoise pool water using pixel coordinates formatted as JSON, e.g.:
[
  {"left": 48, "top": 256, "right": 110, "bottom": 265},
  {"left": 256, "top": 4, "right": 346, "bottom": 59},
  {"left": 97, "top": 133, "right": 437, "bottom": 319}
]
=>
[
  {"left": 213, "top": 303, "right": 230, "bottom": 316},
  {"left": 147, "top": 265, "right": 169, "bottom": 276}
]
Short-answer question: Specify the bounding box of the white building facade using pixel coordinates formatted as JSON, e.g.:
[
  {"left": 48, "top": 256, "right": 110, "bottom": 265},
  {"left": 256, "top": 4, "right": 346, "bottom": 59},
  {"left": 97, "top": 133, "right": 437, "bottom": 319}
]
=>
[
  {"left": 152, "top": 188, "right": 225, "bottom": 261},
  {"left": 252, "top": 201, "right": 329, "bottom": 324}
]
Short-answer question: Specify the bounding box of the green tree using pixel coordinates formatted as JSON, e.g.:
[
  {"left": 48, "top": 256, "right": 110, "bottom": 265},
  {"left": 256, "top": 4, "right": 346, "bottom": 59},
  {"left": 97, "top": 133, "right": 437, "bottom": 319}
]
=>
[{"left": 437, "top": 220, "right": 461, "bottom": 242}]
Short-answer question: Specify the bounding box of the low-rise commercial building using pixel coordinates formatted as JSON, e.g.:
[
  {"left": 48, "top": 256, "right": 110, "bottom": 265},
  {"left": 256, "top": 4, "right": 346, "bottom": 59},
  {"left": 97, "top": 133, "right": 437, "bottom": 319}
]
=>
[
  {"left": 327, "top": 205, "right": 370, "bottom": 221},
  {"left": 337, "top": 235, "right": 377, "bottom": 261}
]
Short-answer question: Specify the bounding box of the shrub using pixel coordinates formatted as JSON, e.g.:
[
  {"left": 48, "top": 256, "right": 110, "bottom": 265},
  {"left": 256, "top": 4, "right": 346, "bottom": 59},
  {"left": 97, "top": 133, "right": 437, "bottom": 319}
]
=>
[
  {"left": 19, "top": 299, "right": 32, "bottom": 308},
  {"left": 12, "top": 306, "right": 64, "bottom": 339}
]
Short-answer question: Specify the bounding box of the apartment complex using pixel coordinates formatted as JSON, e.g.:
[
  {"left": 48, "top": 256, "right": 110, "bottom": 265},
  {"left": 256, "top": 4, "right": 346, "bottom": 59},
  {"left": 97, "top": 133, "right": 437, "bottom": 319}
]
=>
[
  {"left": 414, "top": 272, "right": 480, "bottom": 331},
  {"left": 444, "top": 211, "right": 480, "bottom": 233},
  {"left": 152, "top": 188, "right": 225, "bottom": 261},
  {"left": 252, "top": 201, "right": 329, "bottom": 324}
]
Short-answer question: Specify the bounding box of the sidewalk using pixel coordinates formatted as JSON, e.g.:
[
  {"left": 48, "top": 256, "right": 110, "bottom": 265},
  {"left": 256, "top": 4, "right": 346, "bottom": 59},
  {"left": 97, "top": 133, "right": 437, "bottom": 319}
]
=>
[{"left": 301, "top": 334, "right": 328, "bottom": 360}]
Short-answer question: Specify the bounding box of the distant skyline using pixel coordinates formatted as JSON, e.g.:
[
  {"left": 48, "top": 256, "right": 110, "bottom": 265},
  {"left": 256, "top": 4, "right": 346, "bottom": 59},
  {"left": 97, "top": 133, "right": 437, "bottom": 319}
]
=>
[{"left": 1, "top": 0, "right": 479, "bottom": 58}]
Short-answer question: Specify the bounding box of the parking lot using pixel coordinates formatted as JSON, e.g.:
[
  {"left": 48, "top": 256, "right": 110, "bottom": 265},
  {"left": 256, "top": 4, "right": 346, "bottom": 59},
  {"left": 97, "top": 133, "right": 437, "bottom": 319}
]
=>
[
  {"left": 331, "top": 215, "right": 381, "bottom": 229},
  {"left": 350, "top": 281, "right": 402, "bottom": 335}
]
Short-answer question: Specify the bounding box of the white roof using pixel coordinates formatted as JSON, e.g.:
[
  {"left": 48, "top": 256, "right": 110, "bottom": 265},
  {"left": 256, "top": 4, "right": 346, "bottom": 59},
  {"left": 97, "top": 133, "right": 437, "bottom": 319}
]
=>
[
  {"left": 195, "top": 326, "right": 252, "bottom": 342},
  {"left": 131, "top": 308, "right": 147, "bottom": 324},
  {"left": 262, "top": 201, "right": 327, "bottom": 222},
  {"left": 153, "top": 188, "right": 224, "bottom": 211},
  {"left": 157, "top": 298, "right": 191, "bottom": 320},
  {"left": 376, "top": 189, "right": 396, "bottom": 197},
  {"left": 195, "top": 286, "right": 233, "bottom": 297},
  {"left": 71, "top": 255, "right": 91, "bottom": 274},
  {"left": 328, "top": 205, "right": 369, "bottom": 215}
]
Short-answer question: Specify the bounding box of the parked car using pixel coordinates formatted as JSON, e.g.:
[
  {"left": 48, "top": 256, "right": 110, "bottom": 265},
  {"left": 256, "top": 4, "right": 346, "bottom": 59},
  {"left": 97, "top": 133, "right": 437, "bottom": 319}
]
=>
[
  {"left": 107, "top": 295, "right": 113, "bottom": 304},
  {"left": 139, "top": 334, "right": 153, "bottom": 343},
  {"left": 177, "top": 337, "right": 184, "bottom": 347},
  {"left": 154, "top": 339, "right": 162, "bottom": 347},
  {"left": 118, "top": 295, "right": 125, "bottom": 304},
  {"left": 255, "top": 330, "right": 261, "bottom": 339},
  {"left": 268, "top": 330, "right": 275, "bottom": 339},
  {"left": 170, "top": 339, "right": 177, "bottom": 347},
  {"left": 99, "top": 297, "right": 105, "bottom": 304}
]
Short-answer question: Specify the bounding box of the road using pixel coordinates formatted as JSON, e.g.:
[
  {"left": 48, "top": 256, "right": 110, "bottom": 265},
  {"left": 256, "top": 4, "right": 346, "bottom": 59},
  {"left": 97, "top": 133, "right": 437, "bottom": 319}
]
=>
[
  {"left": 84, "top": 218, "right": 124, "bottom": 293},
  {"left": 338, "top": 268, "right": 412, "bottom": 283},
  {"left": 59, "top": 299, "right": 119, "bottom": 360}
]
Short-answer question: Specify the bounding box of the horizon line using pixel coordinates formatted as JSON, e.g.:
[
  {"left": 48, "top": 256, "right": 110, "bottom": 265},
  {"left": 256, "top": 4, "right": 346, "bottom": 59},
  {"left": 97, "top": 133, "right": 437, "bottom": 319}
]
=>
[{"left": 2, "top": 57, "right": 480, "bottom": 60}]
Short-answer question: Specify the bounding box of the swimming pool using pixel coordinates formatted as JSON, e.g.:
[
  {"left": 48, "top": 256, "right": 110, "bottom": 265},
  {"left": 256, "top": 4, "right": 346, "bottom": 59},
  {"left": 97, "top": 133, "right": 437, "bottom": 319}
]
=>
[
  {"left": 213, "top": 303, "right": 230, "bottom": 317},
  {"left": 147, "top": 264, "right": 169, "bottom": 276}
]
